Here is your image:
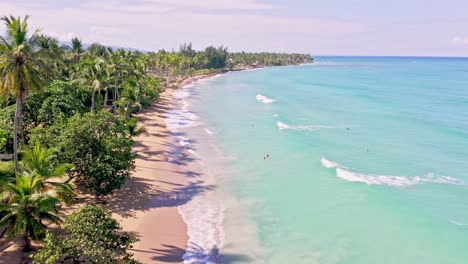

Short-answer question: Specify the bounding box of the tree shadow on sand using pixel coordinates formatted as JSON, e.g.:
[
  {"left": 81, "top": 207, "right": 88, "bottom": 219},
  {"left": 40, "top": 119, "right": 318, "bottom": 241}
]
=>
[
  {"left": 106, "top": 178, "right": 214, "bottom": 218},
  {"left": 147, "top": 180, "right": 214, "bottom": 208},
  {"left": 132, "top": 131, "right": 198, "bottom": 167},
  {"left": 149, "top": 243, "right": 252, "bottom": 264}
]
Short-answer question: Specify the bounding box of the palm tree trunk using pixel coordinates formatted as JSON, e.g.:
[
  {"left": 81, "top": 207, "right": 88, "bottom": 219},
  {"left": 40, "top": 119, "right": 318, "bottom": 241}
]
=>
[
  {"left": 115, "top": 78, "right": 119, "bottom": 101},
  {"left": 23, "top": 234, "right": 33, "bottom": 252},
  {"left": 103, "top": 89, "right": 108, "bottom": 107},
  {"left": 0, "top": 226, "right": 8, "bottom": 239},
  {"left": 13, "top": 97, "right": 22, "bottom": 173},
  {"left": 125, "top": 101, "right": 130, "bottom": 119},
  {"left": 91, "top": 89, "right": 96, "bottom": 112},
  {"left": 113, "top": 79, "right": 117, "bottom": 101}
]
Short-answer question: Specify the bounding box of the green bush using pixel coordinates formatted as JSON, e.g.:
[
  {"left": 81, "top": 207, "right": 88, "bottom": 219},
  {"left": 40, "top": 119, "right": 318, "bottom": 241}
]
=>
[
  {"left": 33, "top": 205, "right": 138, "bottom": 264},
  {"left": 61, "top": 111, "right": 135, "bottom": 197}
]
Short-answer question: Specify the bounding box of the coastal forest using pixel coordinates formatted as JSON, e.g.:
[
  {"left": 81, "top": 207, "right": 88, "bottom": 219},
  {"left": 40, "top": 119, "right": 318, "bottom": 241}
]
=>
[{"left": 0, "top": 15, "right": 312, "bottom": 263}]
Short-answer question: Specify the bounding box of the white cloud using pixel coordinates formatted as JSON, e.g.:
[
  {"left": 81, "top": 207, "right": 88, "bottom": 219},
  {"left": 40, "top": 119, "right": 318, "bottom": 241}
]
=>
[
  {"left": 452, "top": 36, "right": 468, "bottom": 45},
  {"left": 0, "top": 1, "right": 365, "bottom": 53},
  {"left": 144, "top": 0, "right": 278, "bottom": 10},
  {"left": 43, "top": 31, "right": 79, "bottom": 42}
]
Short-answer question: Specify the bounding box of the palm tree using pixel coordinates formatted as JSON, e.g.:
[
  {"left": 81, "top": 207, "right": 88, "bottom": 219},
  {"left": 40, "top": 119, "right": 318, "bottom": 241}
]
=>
[
  {"left": 0, "top": 15, "right": 49, "bottom": 173},
  {"left": 102, "top": 57, "right": 114, "bottom": 107},
  {"left": 77, "top": 55, "right": 104, "bottom": 111},
  {"left": 36, "top": 34, "right": 65, "bottom": 79},
  {"left": 70, "top": 37, "right": 84, "bottom": 62},
  {"left": 21, "top": 142, "right": 75, "bottom": 205},
  {"left": 0, "top": 174, "right": 61, "bottom": 251}
]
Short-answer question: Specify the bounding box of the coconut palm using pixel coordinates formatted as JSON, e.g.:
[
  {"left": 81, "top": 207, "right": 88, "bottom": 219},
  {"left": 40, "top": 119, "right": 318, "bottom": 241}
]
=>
[
  {"left": 21, "top": 142, "right": 75, "bottom": 205},
  {"left": 0, "top": 174, "right": 61, "bottom": 251},
  {"left": 70, "top": 37, "right": 84, "bottom": 62},
  {"left": 0, "top": 15, "right": 49, "bottom": 173},
  {"left": 77, "top": 55, "right": 104, "bottom": 111}
]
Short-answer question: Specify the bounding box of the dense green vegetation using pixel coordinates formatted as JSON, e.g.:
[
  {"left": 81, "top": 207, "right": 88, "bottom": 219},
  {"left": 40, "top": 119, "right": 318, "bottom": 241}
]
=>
[
  {"left": 0, "top": 15, "right": 312, "bottom": 261},
  {"left": 33, "top": 205, "right": 137, "bottom": 264}
]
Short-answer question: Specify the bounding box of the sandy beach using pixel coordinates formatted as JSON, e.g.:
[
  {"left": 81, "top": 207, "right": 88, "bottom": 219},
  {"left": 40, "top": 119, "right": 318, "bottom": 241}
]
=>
[
  {"left": 110, "top": 73, "right": 222, "bottom": 263},
  {"left": 0, "top": 72, "right": 223, "bottom": 264}
]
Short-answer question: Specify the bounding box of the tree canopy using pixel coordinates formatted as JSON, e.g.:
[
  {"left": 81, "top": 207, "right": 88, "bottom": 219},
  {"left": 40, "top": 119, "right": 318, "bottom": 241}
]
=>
[{"left": 33, "top": 205, "right": 138, "bottom": 264}]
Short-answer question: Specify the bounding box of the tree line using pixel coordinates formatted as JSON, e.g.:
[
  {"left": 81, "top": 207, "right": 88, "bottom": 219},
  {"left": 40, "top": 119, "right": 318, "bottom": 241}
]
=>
[{"left": 0, "top": 15, "right": 313, "bottom": 263}]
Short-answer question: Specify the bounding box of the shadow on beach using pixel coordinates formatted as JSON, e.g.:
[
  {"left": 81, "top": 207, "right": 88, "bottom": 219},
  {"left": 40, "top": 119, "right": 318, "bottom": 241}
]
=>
[
  {"left": 107, "top": 176, "right": 214, "bottom": 218},
  {"left": 138, "top": 243, "right": 252, "bottom": 264},
  {"left": 106, "top": 98, "right": 211, "bottom": 218}
]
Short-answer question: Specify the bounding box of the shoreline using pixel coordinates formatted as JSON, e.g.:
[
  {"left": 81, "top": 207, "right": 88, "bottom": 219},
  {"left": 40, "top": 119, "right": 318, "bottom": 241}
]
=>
[
  {"left": 0, "top": 65, "right": 301, "bottom": 264},
  {"left": 112, "top": 71, "right": 227, "bottom": 263}
]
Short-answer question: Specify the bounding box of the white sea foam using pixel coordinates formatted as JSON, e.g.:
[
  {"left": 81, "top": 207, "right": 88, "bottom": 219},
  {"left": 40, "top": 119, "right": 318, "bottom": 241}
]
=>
[
  {"left": 336, "top": 168, "right": 463, "bottom": 187},
  {"left": 178, "top": 189, "right": 225, "bottom": 264},
  {"left": 165, "top": 87, "right": 200, "bottom": 131},
  {"left": 165, "top": 109, "right": 200, "bottom": 131},
  {"left": 273, "top": 114, "right": 279, "bottom": 118},
  {"left": 320, "top": 158, "right": 464, "bottom": 187},
  {"left": 449, "top": 220, "right": 468, "bottom": 226},
  {"left": 256, "top": 94, "right": 275, "bottom": 104},
  {"left": 277, "top": 121, "right": 333, "bottom": 131},
  {"left": 172, "top": 89, "right": 191, "bottom": 100},
  {"left": 177, "top": 136, "right": 191, "bottom": 148},
  {"left": 165, "top": 82, "right": 226, "bottom": 264},
  {"left": 204, "top": 128, "right": 214, "bottom": 135},
  {"left": 320, "top": 157, "right": 344, "bottom": 169}
]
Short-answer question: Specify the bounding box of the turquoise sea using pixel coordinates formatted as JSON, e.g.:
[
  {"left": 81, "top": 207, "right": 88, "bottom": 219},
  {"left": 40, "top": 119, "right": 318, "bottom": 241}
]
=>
[{"left": 169, "top": 57, "right": 468, "bottom": 263}]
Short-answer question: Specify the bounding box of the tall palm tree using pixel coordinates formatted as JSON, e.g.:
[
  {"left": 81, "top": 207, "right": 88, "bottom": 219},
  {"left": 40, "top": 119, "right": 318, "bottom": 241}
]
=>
[
  {"left": 77, "top": 55, "right": 104, "bottom": 111},
  {"left": 36, "top": 34, "right": 65, "bottom": 79},
  {"left": 21, "top": 142, "right": 75, "bottom": 205},
  {"left": 0, "top": 15, "right": 49, "bottom": 173},
  {"left": 0, "top": 174, "right": 61, "bottom": 251},
  {"left": 70, "top": 37, "right": 84, "bottom": 62}
]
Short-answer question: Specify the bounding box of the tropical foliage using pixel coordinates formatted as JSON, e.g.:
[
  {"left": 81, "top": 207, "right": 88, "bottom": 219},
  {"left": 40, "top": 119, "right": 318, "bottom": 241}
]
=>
[
  {"left": 33, "top": 205, "right": 137, "bottom": 264},
  {"left": 60, "top": 112, "right": 134, "bottom": 197},
  {"left": 0, "top": 174, "right": 62, "bottom": 251},
  {"left": 0, "top": 14, "right": 312, "bottom": 259},
  {"left": 0, "top": 15, "right": 49, "bottom": 172}
]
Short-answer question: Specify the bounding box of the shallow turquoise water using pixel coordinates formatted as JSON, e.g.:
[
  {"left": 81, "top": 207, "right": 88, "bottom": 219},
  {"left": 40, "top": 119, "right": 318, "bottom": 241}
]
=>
[{"left": 187, "top": 57, "right": 468, "bottom": 263}]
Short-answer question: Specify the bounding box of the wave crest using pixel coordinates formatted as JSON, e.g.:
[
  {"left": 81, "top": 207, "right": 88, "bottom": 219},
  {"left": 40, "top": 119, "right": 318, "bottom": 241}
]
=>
[
  {"left": 321, "top": 158, "right": 463, "bottom": 187},
  {"left": 278, "top": 121, "right": 333, "bottom": 131},
  {"left": 320, "top": 157, "right": 345, "bottom": 169},
  {"left": 256, "top": 94, "right": 275, "bottom": 104}
]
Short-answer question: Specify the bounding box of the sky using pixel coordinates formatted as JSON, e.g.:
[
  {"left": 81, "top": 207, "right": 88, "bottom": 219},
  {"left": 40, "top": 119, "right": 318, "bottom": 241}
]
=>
[{"left": 1, "top": 0, "right": 468, "bottom": 56}]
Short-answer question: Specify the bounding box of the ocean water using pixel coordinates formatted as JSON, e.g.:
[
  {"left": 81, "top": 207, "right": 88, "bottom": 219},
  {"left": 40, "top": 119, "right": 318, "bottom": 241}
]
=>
[{"left": 168, "top": 57, "right": 468, "bottom": 263}]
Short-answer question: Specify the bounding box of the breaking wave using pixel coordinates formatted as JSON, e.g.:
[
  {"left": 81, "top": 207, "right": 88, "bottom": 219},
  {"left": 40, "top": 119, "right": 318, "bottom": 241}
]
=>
[
  {"left": 321, "top": 158, "right": 464, "bottom": 187},
  {"left": 256, "top": 94, "right": 275, "bottom": 104},
  {"left": 277, "top": 121, "right": 333, "bottom": 131},
  {"left": 165, "top": 82, "right": 225, "bottom": 264},
  {"left": 320, "top": 157, "right": 346, "bottom": 169}
]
